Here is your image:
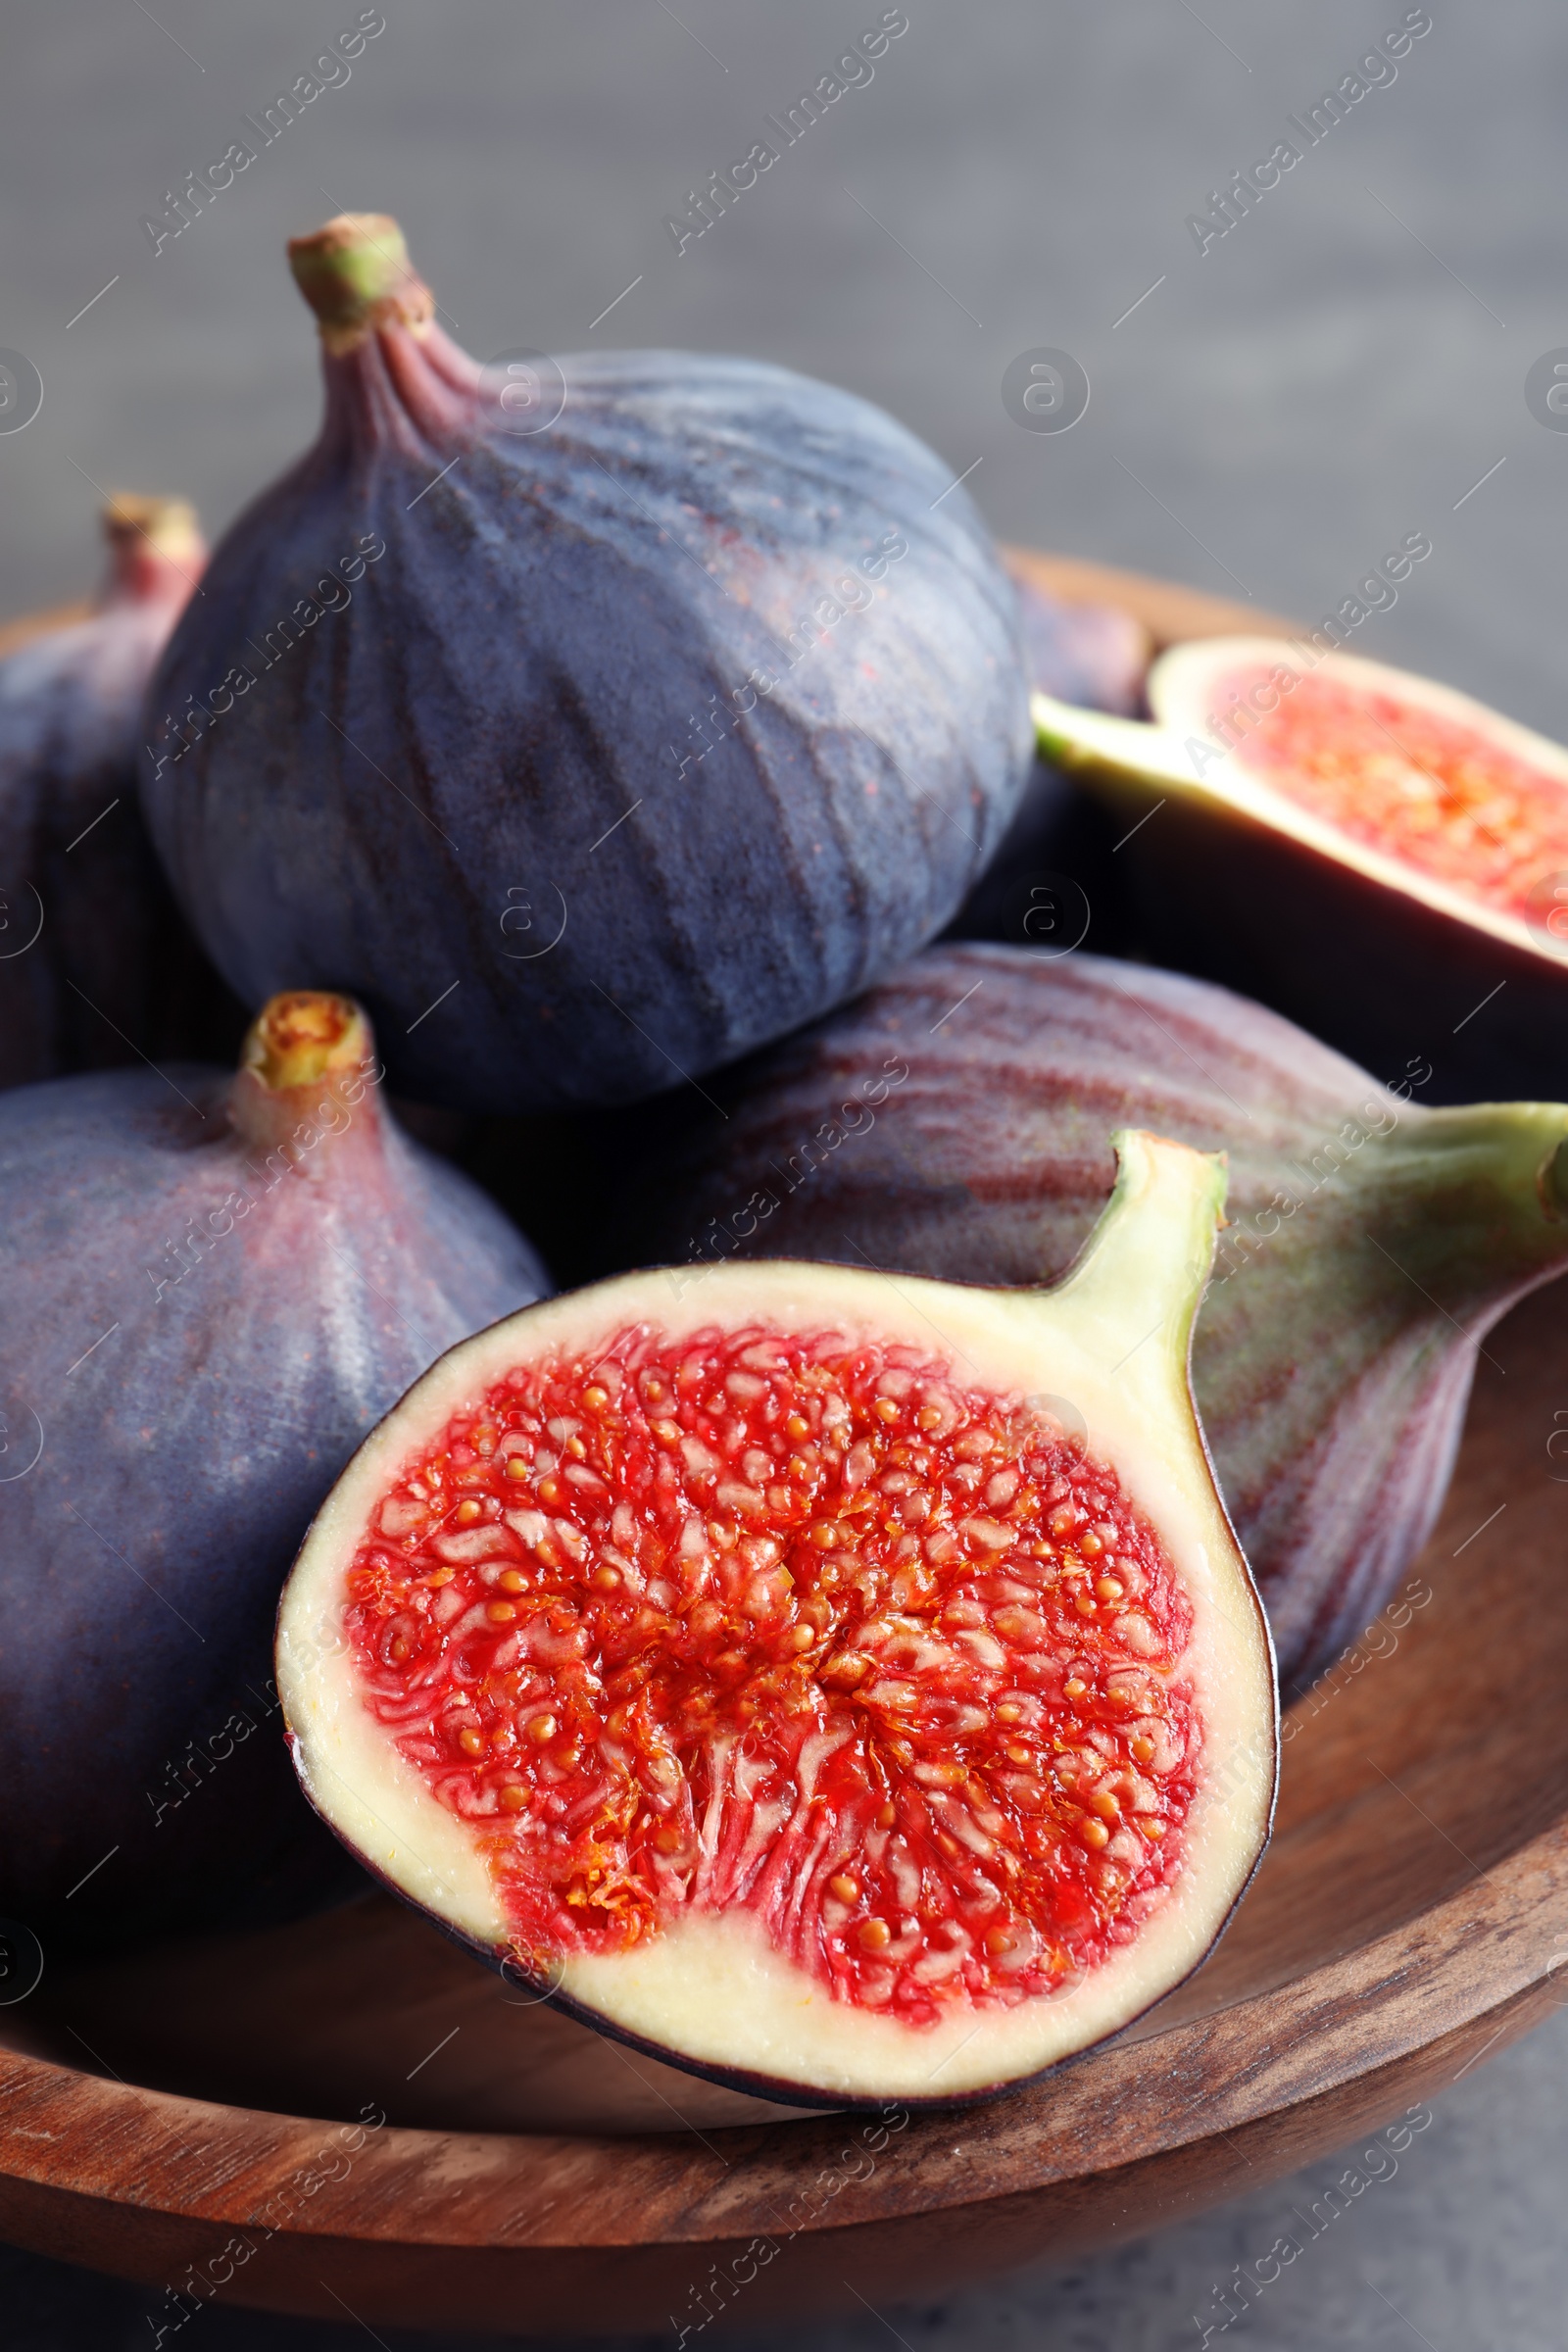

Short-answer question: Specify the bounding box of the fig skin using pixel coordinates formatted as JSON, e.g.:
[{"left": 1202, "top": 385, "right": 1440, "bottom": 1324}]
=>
[
  {"left": 0, "top": 497, "right": 242, "bottom": 1089},
  {"left": 138, "top": 214, "right": 1033, "bottom": 1114},
  {"left": 618, "top": 945, "right": 1568, "bottom": 1688},
  {"left": 0, "top": 992, "right": 549, "bottom": 1958},
  {"left": 1011, "top": 569, "right": 1150, "bottom": 717},
  {"left": 952, "top": 564, "right": 1151, "bottom": 949}
]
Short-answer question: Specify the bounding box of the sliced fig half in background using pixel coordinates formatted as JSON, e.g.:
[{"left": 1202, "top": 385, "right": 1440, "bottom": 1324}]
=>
[
  {"left": 618, "top": 946, "right": 1568, "bottom": 1690},
  {"left": 0, "top": 496, "right": 241, "bottom": 1089},
  {"left": 139, "top": 212, "right": 1033, "bottom": 1115},
  {"left": 278, "top": 1132, "right": 1275, "bottom": 2108},
  {"left": 1034, "top": 639, "right": 1568, "bottom": 1101},
  {"left": 0, "top": 992, "right": 548, "bottom": 1957}
]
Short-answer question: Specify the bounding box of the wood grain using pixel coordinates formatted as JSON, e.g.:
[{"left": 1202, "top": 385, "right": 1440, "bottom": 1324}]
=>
[
  {"left": 1, "top": 560, "right": 1563, "bottom": 2334},
  {"left": 0, "top": 599, "right": 92, "bottom": 660}
]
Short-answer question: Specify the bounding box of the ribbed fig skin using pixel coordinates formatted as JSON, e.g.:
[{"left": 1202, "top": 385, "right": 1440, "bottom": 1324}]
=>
[
  {"left": 0, "top": 1037, "right": 548, "bottom": 1955},
  {"left": 139, "top": 239, "right": 1031, "bottom": 1113},
  {"left": 0, "top": 501, "right": 237, "bottom": 1088},
  {"left": 621, "top": 946, "right": 1568, "bottom": 1687}
]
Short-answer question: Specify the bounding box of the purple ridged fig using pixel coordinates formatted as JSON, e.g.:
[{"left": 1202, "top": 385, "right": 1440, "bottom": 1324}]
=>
[
  {"left": 138, "top": 213, "right": 1032, "bottom": 1114},
  {"left": 0, "top": 991, "right": 548, "bottom": 1955},
  {"left": 0, "top": 496, "right": 237, "bottom": 1088},
  {"left": 620, "top": 945, "right": 1568, "bottom": 1686}
]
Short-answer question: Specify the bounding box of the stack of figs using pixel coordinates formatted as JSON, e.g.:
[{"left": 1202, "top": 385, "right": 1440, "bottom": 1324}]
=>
[{"left": 5, "top": 209, "right": 1566, "bottom": 2108}]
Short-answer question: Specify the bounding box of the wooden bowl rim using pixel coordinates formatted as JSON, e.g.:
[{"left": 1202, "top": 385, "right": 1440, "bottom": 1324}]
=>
[{"left": 1, "top": 1807, "right": 1564, "bottom": 2250}]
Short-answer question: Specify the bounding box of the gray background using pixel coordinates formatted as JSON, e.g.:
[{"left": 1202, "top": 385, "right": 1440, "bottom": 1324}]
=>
[{"left": 3, "top": 1, "right": 1566, "bottom": 2343}]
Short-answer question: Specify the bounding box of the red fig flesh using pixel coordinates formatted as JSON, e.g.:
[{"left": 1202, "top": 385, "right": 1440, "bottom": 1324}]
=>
[
  {"left": 1202, "top": 655, "right": 1568, "bottom": 919},
  {"left": 279, "top": 1133, "right": 1275, "bottom": 2107},
  {"left": 619, "top": 946, "right": 1568, "bottom": 1688},
  {"left": 0, "top": 992, "right": 548, "bottom": 1954}
]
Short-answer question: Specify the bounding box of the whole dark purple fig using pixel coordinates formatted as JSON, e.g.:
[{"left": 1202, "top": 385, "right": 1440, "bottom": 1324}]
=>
[
  {"left": 138, "top": 214, "right": 1032, "bottom": 1115},
  {"left": 0, "top": 496, "right": 241, "bottom": 1088},
  {"left": 950, "top": 566, "right": 1150, "bottom": 951},
  {"left": 0, "top": 990, "right": 548, "bottom": 1956},
  {"left": 1010, "top": 567, "right": 1150, "bottom": 717},
  {"left": 621, "top": 945, "right": 1568, "bottom": 1687}
]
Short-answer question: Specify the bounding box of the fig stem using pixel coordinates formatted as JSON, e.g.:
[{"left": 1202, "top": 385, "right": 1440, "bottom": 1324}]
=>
[
  {"left": 100, "top": 493, "right": 205, "bottom": 608},
  {"left": 1032, "top": 692, "right": 1187, "bottom": 786},
  {"left": 288, "top": 214, "right": 434, "bottom": 350},
  {"left": 1402, "top": 1103, "right": 1568, "bottom": 1248},
  {"left": 229, "top": 993, "right": 378, "bottom": 1154},
  {"left": 104, "top": 492, "right": 201, "bottom": 563},
  {"left": 240, "top": 991, "right": 370, "bottom": 1094},
  {"left": 1024, "top": 1129, "right": 1227, "bottom": 1393}
]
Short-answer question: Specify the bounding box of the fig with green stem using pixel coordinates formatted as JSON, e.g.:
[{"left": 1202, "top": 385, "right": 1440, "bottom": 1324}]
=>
[{"left": 620, "top": 945, "right": 1568, "bottom": 1685}]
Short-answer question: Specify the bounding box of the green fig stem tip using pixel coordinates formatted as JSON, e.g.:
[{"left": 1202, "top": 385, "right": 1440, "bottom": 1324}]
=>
[
  {"left": 287, "top": 214, "right": 433, "bottom": 350},
  {"left": 1042, "top": 1128, "right": 1227, "bottom": 1382}
]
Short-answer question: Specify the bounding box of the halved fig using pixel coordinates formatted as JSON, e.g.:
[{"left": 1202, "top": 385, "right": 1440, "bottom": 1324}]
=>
[
  {"left": 277, "top": 1132, "right": 1275, "bottom": 2108},
  {"left": 1034, "top": 639, "right": 1568, "bottom": 1097}
]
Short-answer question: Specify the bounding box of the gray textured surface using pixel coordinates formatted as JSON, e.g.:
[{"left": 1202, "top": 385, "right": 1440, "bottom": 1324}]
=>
[
  {"left": 4, "top": 0, "right": 1564, "bottom": 729},
  {"left": 3, "top": 0, "right": 1567, "bottom": 2341}
]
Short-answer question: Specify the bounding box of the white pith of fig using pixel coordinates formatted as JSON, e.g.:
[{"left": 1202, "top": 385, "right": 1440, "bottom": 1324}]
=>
[{"left": 277, "top": 1132, "right": 1275, "bottom": 2107}]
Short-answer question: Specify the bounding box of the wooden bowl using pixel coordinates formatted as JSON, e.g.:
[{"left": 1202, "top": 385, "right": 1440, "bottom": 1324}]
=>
[
  {"left": 3, "top": 560, "right": 1564, "bottom": 2338},
  {"left": 0, "top": 598, "right": 93, "bottom": 661}
]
